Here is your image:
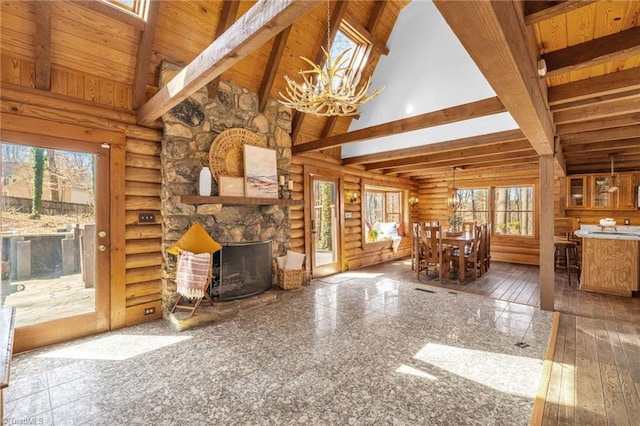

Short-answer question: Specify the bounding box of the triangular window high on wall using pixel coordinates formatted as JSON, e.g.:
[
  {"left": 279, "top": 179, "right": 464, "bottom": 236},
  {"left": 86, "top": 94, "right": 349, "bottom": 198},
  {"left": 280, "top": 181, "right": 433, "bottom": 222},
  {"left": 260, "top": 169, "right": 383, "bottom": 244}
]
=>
[
  {"left": 102, "top": 0, "right": 148, "bottom": 19},
  {"left": 327, "top": 22, "right": 373, "bottom": 92}
]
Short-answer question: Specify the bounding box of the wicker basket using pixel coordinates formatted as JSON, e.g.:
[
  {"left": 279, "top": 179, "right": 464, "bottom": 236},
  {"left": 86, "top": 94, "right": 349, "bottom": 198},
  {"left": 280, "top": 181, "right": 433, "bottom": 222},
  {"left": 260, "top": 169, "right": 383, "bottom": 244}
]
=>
[
  {"left": 208, "top": 128, "right": 265, "bottom": 182},
  {"left": 274, "top": 260, "right": 308, "bottom": 290}
]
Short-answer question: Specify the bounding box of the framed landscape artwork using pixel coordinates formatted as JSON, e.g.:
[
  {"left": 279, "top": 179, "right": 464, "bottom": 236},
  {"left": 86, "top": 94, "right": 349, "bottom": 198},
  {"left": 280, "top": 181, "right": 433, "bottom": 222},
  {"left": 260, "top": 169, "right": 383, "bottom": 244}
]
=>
[
  {"left": 244, "top": 145, "right": 278, "bottom": 198},
  {"left": 218, "top": 176, "right": 245, "bottom": 197}
]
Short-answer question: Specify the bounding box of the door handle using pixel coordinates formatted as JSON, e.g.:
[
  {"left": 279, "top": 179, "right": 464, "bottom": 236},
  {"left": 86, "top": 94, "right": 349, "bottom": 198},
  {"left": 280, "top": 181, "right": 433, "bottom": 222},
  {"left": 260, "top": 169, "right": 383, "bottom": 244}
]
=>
[{"left": 99, "top": 245, "right": 107, "bottom": 252}]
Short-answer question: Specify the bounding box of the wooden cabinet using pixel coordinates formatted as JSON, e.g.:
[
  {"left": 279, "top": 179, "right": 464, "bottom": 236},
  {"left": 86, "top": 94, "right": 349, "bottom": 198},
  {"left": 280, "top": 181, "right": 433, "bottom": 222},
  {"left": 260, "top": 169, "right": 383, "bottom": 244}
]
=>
[
  {"left": 580, "top": 238, "right": 639, "bottom": 297},
  {"left": 566, "top": 172, "right": 637, "bottom": 210},
  {"left": 591, "top": 174, "right": 613, "bottom": 209},
  {"left": 617, "top": 173, "right": 637, "bottom": 210},
  {"left": 566, "top": 176, "right": 587, "bottom": 208}
]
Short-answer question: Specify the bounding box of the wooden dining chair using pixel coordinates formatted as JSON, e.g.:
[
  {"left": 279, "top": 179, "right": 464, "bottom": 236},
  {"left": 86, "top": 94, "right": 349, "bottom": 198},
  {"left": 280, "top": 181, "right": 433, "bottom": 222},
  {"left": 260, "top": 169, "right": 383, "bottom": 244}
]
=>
[
  {"left": 451, "top": 225, "right": 482, "bottom": 280},
  {"left": 477, "top": 223, "right": 488, "bottom": 276},
  {"left": 417, "top": 225, "right": 450, "bottom": 282},
  {"left": 462, "top": 221, "right": 477, "bottom": 235}
]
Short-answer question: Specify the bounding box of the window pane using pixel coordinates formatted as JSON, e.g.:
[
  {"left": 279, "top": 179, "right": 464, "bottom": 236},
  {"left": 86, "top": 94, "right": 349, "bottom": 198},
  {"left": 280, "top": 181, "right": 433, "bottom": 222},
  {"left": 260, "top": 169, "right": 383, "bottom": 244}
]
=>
[
  {"left": 494, "top": 186, "right": 534, "bottom": 236},
  {"left": 457, "top": 188, "right": 489, "bottom": 224},
  {"left": 364, "top": 192, "right": 384, "bottom": 227}
]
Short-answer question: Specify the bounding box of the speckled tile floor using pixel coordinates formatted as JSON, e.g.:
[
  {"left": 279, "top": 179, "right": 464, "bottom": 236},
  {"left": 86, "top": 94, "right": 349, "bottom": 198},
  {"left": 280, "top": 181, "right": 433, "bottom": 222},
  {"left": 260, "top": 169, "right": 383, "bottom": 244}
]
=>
[{"left": 4, "top": 272, "right": 552, "bottom": 425}]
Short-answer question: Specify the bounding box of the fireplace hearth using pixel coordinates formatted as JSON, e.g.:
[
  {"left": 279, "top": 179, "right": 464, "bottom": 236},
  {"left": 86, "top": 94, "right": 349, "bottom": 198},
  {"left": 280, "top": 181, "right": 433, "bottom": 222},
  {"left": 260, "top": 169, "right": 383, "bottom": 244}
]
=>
[{"left": 210, "top": 240, "right": 273, "bottom": 301}]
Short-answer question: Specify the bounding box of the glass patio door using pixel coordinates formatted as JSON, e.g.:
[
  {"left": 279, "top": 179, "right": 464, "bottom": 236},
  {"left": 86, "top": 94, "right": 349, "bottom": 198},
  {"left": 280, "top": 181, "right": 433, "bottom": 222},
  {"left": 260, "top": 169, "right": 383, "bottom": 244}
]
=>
[
  {"left": 310, "top": 176, "right": 341, "bottom": 277},
  {"left": 1, "top": 138, "right": 110, "bottom": 352}
]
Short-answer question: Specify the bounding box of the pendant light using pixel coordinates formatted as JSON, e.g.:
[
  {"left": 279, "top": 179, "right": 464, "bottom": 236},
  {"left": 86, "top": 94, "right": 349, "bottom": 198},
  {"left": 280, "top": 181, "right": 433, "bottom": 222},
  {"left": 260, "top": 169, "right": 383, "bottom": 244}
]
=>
[{"left": 447, "top": 166, "right": 462, "bottom": 211}]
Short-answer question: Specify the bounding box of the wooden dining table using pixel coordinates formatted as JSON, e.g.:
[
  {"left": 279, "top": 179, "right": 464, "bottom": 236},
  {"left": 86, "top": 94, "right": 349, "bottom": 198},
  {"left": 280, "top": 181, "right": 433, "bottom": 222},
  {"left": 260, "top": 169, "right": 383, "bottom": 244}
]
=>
[{"left": 442, "top": 232, "right": 475, "bottom": 282}]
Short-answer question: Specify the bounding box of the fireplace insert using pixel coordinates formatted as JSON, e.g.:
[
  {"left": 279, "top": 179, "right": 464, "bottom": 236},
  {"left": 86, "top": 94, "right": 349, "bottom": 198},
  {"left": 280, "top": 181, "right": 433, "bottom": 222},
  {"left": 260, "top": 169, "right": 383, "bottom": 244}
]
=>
[{"left": 209, "top": 240, "right": 273, "bottom": 301}]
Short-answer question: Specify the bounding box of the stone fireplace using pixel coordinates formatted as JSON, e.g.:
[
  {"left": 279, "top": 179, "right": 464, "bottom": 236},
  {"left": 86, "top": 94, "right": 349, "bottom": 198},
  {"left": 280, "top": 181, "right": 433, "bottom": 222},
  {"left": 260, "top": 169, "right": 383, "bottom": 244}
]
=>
[{"left": 159, "top": 62, "right": 292, "bottom": 313}]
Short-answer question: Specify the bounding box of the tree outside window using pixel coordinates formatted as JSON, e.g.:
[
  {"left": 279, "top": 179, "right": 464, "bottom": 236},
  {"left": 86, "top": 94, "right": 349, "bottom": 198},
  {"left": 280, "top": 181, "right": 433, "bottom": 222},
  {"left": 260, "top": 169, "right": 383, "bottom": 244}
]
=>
[
  {"left": 363, "top": 187, "right": 402, "bottom": 243},
  {"left": 457, "top": 188, "right": 489, "bottom": 224},
  {"left": 494, "top": 186, "right": 534, "bottom": 236}
]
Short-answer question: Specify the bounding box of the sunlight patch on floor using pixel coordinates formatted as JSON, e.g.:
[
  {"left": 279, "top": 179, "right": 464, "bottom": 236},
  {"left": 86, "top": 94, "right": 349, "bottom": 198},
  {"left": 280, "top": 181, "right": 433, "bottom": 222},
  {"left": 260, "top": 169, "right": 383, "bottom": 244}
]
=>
[
  {"left": 37, "top": 334, "right": 192, "bottom": 361},
  {"left": 415, "top": 343, "right": 543, "bottom": 398},
  {"left": 395, "top": 363, "right": 438, "bottom": 380}
]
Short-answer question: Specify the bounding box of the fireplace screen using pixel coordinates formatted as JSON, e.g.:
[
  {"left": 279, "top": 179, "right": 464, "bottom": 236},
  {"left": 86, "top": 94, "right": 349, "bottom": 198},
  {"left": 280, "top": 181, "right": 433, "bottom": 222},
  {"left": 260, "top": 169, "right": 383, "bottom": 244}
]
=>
[{"left": 210, "top": 240, "right": 272, "bottom": 301}]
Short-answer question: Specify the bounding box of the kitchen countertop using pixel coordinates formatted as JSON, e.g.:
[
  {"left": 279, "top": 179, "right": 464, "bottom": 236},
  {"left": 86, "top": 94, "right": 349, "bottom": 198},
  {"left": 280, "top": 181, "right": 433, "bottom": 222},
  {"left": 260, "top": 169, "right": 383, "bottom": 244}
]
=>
[{"left": 574, "top": 225, "right": 640, "bottom": 241}]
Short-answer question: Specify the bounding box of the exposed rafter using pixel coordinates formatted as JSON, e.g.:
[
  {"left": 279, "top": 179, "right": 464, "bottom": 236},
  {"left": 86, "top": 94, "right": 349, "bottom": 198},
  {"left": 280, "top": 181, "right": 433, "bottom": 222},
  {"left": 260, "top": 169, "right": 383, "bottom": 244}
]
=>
[
  {"left": 294, "top": 97, "right": 506, "bottom": 154},
  {"left": 207, "top": 1, "right": 240, "bottom": 99},
  {"left": 554, "top": 96, "right": 640, "bottom": 125},
  {"left": 366, "top": 140, "right": 533, "bottom": 171},
  {"left": 34, "top": 1, "right": 52, "bottom": 91},
  {"left": 542, "top": 27, "right": 640, "bottom": 78},
  {"left": 344, "top": 130, "right": 523, "bottom": 166},
  {"left": 258, "top": 26, "right": 291, "bottom": 113},
  {"left": 523, "top": 0, "right": 597, "bottom": 26},
  {"left": 136, "top": 0, "right": 321, "bottom": 126},
  {"left": 132, "top": 0, "right": 160, "bottom": 110},
  {"left": 433, "top": 0, "right": 560, "bottom": 173},
  {"left": 548, "top": 67, "right": 640, "bottom": 107}
]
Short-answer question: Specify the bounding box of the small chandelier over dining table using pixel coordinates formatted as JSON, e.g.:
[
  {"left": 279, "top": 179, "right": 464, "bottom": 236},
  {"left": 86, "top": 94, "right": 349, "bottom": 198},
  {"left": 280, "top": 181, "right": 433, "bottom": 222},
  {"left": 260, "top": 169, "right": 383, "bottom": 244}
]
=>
[
  {"left": 279, "top": 0, "right": 382, "bottom": 117},
  {"left": 447, "top": 166, "right": 462, "bottom": 211}
]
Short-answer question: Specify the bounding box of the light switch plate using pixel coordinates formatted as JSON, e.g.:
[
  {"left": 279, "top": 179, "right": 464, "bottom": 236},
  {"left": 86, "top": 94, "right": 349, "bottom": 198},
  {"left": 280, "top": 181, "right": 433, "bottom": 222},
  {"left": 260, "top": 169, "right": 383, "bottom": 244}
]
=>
[{"left": 345, "top": 212, "right": 353, "bottom": 219}]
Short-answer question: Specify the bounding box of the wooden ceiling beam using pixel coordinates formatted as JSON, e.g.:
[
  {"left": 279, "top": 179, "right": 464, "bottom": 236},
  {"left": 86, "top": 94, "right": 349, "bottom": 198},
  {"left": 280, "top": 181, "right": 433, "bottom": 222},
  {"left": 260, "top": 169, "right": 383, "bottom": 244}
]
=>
[
  {"left": 208, "top": 1, "right": 241, "bottom": 99},
  {"left": 562, "top": 137, "right": 640, "bottom": 154},
  {"left": 548, "top": 67, "right": 640, "bottom": 107},
  {"left": 550, "top": 88, "right": 640, "bottom": 113},
  {"left": 556, "top": 112, "right": 640, "bottom": 135},
  {"left": 366, "top": 139, "right": 532, "bottom": 171},
  {"left": 411, "top": 166, "right": 540, "bottom": 181},
  {"left": 433, "top": 1, "right": 556, "bottom": 162},
  {"left": 542, "top": 27, "right": 640, "bottom": 78},
  {"left": 381, "top": 149, "right": 537, "bottom": 174},
  {"left": 132, "top": 0, "right": 160, "bottom": 110},
  {"left": 398, "top": 156, "right": 540, "bottom": 178},
  {"left": 560, "top": 125, "right": 640, "bottom": 145},
  {"left": 524, "top": 0, "right": 598, "bottom": 26},
  {"left": 566, "top": 149, "right": 640, "bottom": 163},
  {"left": 258, "top": 25, "right": 291, "bottom": 112},
  {"left": 136, "top": 0, "right": 321, "bottom": 127},
  {"left": 290, "top": 0, "right": 349, "bottom": 143},
  {"left": 34, "top": 1, "right": 52, "bottom": 91},
  {"left": 553, "top": 96, "right": 640, "bottom": 124},
  {"left": 294, "top": 97, "right": 506, "bottom": 154},
  {"left": 343, "top": 128, "right": 523, "bottom": 165}
]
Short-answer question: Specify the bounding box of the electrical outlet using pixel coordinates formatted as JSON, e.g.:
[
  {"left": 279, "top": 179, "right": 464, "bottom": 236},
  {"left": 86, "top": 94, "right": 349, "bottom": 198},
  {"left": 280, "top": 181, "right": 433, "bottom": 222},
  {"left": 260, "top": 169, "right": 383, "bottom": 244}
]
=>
[
  {"left": 143, "top": 307, "right": 156, "bottom": 315},
  {"left": 624, "top": 219, "right": 630, "bottom": 225},
  {"left": 138, "top": 212, "right": 156, "bottom": 223}
]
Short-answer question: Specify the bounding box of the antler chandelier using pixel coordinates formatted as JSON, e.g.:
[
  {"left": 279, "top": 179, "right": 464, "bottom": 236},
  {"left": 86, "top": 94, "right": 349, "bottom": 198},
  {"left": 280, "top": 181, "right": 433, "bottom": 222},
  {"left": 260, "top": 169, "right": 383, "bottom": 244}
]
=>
[{"left": 279, "top": 1, "right": 382, "bottom": 116}]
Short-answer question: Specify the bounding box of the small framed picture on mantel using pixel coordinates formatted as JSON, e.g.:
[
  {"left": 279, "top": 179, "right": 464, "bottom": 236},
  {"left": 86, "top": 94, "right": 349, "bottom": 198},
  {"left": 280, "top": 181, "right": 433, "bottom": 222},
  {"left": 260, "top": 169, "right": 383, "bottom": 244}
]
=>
[{"left": 218, "top": 176, "right": 245, "bottom": 197}]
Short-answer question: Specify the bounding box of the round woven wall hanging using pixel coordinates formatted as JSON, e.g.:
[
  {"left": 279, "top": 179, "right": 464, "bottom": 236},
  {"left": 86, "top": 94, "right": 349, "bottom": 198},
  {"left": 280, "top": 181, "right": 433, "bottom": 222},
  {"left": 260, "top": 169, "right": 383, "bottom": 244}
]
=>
[{"left": 208, "top": 128, "right": 265, "bottom": 182}]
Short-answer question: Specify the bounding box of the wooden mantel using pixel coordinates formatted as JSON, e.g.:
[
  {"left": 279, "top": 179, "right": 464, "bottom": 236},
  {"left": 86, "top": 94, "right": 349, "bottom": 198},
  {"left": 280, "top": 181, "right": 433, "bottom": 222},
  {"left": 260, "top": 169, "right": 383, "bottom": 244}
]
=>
[{"left": 171, "top": 196, "right": 304, "bottom": 206}]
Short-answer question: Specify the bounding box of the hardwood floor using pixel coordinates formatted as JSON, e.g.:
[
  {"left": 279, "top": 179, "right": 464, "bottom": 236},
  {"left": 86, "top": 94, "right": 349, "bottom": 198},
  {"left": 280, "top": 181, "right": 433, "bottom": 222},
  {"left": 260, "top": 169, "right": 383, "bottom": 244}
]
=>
[{"left": 363, "top": 258, "right": 640, "bottom": 425}]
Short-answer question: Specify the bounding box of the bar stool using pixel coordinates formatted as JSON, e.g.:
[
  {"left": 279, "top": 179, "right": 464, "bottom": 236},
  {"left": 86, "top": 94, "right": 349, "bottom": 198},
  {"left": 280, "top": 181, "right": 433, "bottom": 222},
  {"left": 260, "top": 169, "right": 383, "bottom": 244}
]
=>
[{"left": 553, "top": 236, "right": 580, "bottom": 287}]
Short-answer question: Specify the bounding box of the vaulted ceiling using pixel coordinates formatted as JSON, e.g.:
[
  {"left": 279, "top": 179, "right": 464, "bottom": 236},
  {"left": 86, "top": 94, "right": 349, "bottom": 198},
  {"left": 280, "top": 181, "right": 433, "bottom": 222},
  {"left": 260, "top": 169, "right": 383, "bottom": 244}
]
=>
[{"left": 1, "top": 0, "right": 638, "bottom": 179}]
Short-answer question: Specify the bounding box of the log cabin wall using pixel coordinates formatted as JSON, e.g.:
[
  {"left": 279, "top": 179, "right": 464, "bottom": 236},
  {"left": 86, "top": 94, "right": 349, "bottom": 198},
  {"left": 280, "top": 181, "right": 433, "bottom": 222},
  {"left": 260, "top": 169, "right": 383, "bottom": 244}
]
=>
[
  {"left": 0, "top": 79, "right": 163, "bottom": 329},
  {"left": 290, "top": 152, "right": 419, "bottom": 273},
  {"left": 418, "top": 167, "right": 541, "bottom": 265}
]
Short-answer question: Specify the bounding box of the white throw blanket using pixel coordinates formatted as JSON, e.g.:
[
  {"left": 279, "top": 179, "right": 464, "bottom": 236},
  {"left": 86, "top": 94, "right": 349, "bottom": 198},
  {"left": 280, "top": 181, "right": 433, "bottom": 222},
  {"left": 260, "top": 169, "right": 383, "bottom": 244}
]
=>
[
  {"left": 176, "top": 251, "right": 211, "bottom": 300},
  {"left": 391, "top": 236, "right": 402, "bottom": 253}
]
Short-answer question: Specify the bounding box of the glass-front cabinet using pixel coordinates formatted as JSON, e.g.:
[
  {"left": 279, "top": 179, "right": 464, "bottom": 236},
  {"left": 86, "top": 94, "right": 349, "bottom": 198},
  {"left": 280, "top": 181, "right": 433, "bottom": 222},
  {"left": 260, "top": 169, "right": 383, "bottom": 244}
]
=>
[
  {"left": 567, "top": 176, "right": 587, "bottom": 208},
  {"left": 591, "top": 175, "right": 613, "bottom": 209},
  {"left": 566, "top": 172, "right": 637, "bottom": 210}
]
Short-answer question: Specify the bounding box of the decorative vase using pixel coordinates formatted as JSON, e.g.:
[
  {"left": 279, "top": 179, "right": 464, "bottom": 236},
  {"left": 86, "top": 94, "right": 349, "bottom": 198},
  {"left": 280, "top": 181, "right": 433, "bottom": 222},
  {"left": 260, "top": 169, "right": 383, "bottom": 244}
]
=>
[{"left": 199, "top": 166, "right": 212, "bottom": 196}]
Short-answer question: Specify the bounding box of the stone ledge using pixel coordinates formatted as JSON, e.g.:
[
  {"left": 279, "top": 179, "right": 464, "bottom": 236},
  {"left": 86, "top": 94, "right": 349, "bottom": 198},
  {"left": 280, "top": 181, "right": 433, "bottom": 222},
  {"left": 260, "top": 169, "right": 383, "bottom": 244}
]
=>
[{"left": 165, "top": 289, "right": 283, "bottom": 332}]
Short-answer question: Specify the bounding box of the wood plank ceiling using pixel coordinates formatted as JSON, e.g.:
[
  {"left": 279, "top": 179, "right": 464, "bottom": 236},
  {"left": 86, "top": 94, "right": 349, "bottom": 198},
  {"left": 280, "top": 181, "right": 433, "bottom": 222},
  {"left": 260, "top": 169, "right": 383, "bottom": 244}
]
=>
[{"left": 2, "top": 0, "right": 638, "bottom": 178}]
